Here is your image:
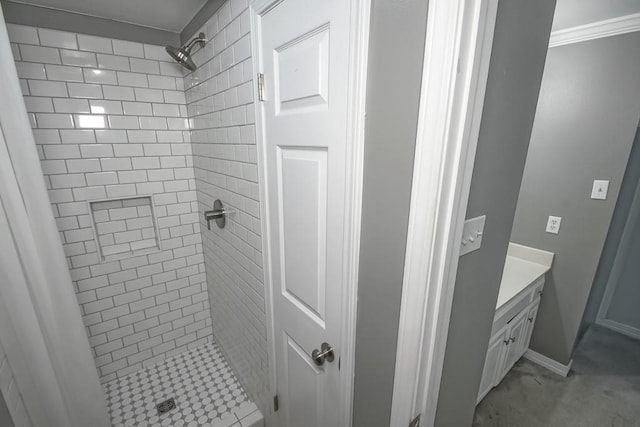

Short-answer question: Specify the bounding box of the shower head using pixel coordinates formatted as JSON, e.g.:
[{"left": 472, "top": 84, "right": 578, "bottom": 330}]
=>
[{"left": 165, "top": 32, "right": 206, "bottom": 72}]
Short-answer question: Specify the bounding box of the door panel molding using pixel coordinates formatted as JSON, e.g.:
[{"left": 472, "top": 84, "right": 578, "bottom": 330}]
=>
[{"left": 274, "top": 23, "right": 330, "bottom": 115}]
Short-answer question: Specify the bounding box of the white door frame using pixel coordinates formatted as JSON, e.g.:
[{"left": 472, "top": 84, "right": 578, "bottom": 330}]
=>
[
  {"left": 0, "top": 8, "right": 110, "bottom": 427},
  {"left": 390, "top": 0, "right": 499, "bottom": 426},
  {"left": 248, "top": 0, "right": 370, "bottom": 425},
  {"left": 596, "top": 168, "right": 640, "bottom": 339}
]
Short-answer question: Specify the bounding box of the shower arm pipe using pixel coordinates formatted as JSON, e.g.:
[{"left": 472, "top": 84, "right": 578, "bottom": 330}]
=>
[{"left": 184, "top": 34, "right": 207, "bottom": 51}]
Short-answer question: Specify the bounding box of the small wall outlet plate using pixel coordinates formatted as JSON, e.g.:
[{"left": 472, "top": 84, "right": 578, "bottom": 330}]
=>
[
  {"left": 546, "top": 216, "right": 562, "bottom": 234},
  {"left": 591, "top": 180, "right": 609, "bottom": 200},
  {"left": 460, "top": 215, "right": 486, "bottom": 256}
]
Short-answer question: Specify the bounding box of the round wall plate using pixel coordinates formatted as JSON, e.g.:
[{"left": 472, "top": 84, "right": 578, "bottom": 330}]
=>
[{"left": 213, "top": 199, "right": 225, "bottom": 229}]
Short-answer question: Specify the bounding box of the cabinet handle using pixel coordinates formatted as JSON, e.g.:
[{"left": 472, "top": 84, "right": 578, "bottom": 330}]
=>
[
  {"left": 538, "top": 290, "right": 543, "bottom": 296},
  {"left": 503, "top": 340, "right": 510, "bottom": 346},
  {"left": 510, "top": 337, "right": 516, "bottom": 343},
  {"left": 528, "top": 317, "right": 534, "bottom": 323}
]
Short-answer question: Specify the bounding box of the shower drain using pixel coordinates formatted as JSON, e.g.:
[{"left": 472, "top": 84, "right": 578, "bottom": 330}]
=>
[{"left": 156, "top": 397, "right": 176, "bottom": 415}]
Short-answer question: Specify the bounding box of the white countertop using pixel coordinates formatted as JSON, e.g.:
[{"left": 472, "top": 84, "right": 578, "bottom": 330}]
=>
[{"left": 496, "top": 243, "right": 554, "bottom": 309}]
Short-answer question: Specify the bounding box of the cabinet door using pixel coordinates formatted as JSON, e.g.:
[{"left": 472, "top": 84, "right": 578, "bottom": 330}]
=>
[
  {"left": 499, "top": 310, "right": 528, "bottom": 380},
  {"left": 477, "top": 328, "right": 509, "bottom": 404},
  {"left": 521, "top": 298, "right": 541, "bottom": 357}
]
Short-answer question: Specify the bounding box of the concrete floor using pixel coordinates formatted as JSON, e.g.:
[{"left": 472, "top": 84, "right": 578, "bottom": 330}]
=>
[{"left": 474, "top": 325, "right": 640, "bottom": 426}]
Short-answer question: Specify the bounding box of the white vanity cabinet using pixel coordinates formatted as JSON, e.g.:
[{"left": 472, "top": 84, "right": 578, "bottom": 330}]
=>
[
  {"left": 476, "top": 244, "right": 553, "bottom": 404},
  {"left": 477, "top": 282, "right": 543, "bottom": 403}
]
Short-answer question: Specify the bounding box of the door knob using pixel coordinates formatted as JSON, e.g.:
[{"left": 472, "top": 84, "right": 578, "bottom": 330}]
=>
[{"left": 312, "top": 342, "right": 335, "bottom": 366}]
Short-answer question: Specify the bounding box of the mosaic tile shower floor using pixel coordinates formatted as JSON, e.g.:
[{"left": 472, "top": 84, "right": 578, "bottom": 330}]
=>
[{"left": 105, "top": 340, "right": 263, "bottom": 427}]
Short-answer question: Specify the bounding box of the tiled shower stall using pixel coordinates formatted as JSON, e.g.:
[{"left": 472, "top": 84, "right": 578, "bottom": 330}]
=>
[{"left": 7, "top": 0, "right": 269, "bottom": 424}]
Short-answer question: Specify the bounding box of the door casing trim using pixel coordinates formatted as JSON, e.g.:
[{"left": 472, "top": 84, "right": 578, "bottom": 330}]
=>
[{"left": 390, "top": 0, "right": 499, "bottom": 425}]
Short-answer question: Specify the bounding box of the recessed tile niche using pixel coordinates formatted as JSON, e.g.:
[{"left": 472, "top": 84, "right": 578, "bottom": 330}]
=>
[{"left": 90, "top": 196, "right": 160, "bottom": 261}]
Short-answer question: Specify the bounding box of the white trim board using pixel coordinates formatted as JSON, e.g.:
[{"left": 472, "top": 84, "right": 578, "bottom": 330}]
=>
[
  {"left": 0, "top": 132, "right": 68, "bottom": 427},
  {"left": 338, "top": 0, "right": 371, "bottom": 425},
  {"left": 389, "top": 0, "right": 499, "bottom": 426},
  {"left": 248, "top": 3, "right": 277, "bottom": 421},
  {"left": 0, "top": 9, "right": 110, "bottom": 426},
  {"left": 596, "top": 318, "right": 640, "bottom": 341},
  {"left": 549, "top": 13, "right": 640, "bottom": 48},
  {"left": 523, "top": 349, "right": 573, "bottom": 377}
]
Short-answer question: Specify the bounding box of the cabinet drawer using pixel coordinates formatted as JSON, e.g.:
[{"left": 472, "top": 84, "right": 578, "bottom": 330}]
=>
[{"left": 492, "top": 293, "right": 531, "bottom": 335}]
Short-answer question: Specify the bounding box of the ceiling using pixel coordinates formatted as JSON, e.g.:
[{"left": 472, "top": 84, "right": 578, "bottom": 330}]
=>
[
  {"left": 553, "top": 0, "right": 640, "bottom": 31},
  {"left": 7, "top": 0, "right": 207, "bottom": 32}
]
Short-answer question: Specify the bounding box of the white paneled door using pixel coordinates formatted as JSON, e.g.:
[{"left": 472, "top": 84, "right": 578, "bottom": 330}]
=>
[{"left": 257, "top": 0, "right": 353, "bottom": 425}]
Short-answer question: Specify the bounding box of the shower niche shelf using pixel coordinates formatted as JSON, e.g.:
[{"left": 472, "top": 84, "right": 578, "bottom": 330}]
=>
[{"left": 90, "top": 196, "right": 161, "bottom": 262}]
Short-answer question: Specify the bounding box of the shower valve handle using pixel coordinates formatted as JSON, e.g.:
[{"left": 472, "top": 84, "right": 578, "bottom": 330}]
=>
[{"left": 204, "top": 199, "right": 226, "bottom": 230}]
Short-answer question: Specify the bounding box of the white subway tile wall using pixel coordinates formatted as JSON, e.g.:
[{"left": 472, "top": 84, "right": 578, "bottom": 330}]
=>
[
  {"left": 184, "top": 0, "right": 269, "bottom": 417},
  {"left": 8, "top": 24, "right": 214, "bottom": 382},
  {"left": 0, "top": 339, "right": 32, "bottom": 427}
]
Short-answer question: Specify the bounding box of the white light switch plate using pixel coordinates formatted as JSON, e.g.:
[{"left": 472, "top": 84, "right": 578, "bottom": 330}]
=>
[
  {"left": 460, "top": 215, "right": 486, "bottom": 256},
  {"left": 591, "top": 180, "right": 609, "bottom": 200},
  {"left": 546, "top": 216, "right": 562, "bottom": 234}
]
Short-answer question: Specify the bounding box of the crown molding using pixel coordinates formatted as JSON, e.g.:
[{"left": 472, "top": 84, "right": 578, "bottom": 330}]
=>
[{"left": 549, "top": 13, "right": 640, "bottom": 48}]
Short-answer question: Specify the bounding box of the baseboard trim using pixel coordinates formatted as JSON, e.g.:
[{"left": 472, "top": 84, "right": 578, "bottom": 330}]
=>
[
  {"left": 523, "top": 349, "right": 573, "bottom": 377},
  {"left": 596, "top": 318, "right": 640, "bottom": 341}
]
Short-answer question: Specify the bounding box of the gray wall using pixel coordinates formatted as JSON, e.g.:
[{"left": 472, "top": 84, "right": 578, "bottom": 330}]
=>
[
  {"left": 0, "top": 393, "right": 14, "bottom": 427},
  {"left": 510, "top": 32, "right": 640, "bottom": 365},
  {"left": 581, "top": 125, "right": 640, "bottom": 337},
  {"left": 352, "top": 0, "right": 428, "bottom": 425},
  {"left": 607, "top": 185, "right": 640, "bottom": 329},
  {"left": 435, "top": 0, "right": 556, "bottom": 425}
]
